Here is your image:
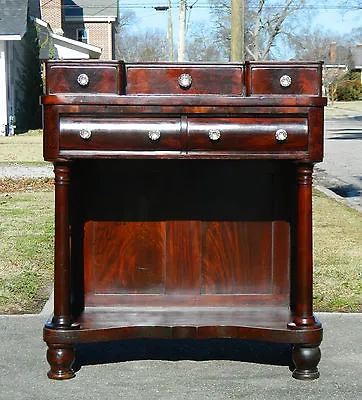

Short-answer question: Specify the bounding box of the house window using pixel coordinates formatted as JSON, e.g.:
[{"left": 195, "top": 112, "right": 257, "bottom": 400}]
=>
[{"left": 76, "top": 29, "right": 88, "bottom": 44}]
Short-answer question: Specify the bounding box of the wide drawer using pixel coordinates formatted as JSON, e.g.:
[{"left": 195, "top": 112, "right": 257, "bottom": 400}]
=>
[
  {"left": 46, "top": 61, "right": 123, "bottom": 94},
  {"left": 59, "top": 117, "right": 181, "bottom": 151},
  {"left": 126, "top": 65, "right": 244, "bottom": 95},
  {"left": 188, "top": 117, "right": 308, "bottom": 152},
  {"left": 246, "top": 62, "right": 322, "bottom": 96}
]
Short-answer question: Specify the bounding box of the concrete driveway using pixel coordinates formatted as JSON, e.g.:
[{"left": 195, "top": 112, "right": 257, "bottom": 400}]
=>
[
  {"left": 0, "top": 313, "right": 361, "bottom": 400},
  {"left": 315, "top": 102, "right": 362, "bottom": 213}
]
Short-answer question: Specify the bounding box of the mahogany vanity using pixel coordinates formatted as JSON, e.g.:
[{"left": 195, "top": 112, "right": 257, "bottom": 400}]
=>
[{"left": 42, "top": 61, "right": 326, "bottom": 380}]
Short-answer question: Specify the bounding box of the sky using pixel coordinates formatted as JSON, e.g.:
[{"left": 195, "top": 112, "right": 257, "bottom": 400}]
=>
[
  {"left": 312, "top": 7, "right": 361, "bottom": 35},
  {"left": 118, "top": 1, "right": 362, "bottom": 60},
  {"left": 121, "top": 1, "right": 362, "bottom": 37}
]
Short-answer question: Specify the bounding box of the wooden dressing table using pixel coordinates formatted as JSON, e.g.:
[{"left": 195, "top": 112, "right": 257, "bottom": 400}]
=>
[{"left": 42, "top": 61, "right": 326, "bottom": 380}]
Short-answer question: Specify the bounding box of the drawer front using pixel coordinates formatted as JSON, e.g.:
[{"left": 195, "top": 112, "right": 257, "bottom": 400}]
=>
[
  {"left": 126, "top": 65, "right": 244, "bottom": 95},
  {"left": 188, "top": 117, "right": 308, "bottom": 152},
  {"left": 59, "top": 117, "right": 181, "bottom": 151},
  {"left": 247, "top": 64, "right": 321, "bottom": 95},
  {"left": 46, "top": 61, "right": 123, "bottom": 94}
]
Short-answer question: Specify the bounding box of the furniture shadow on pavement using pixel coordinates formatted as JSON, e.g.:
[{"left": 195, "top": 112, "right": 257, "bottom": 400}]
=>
[{"left": 73, "top": 339, "right": 293, "bottom": 372}]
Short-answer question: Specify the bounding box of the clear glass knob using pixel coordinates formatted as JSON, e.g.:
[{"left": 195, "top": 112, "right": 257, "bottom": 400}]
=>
[
  {"left": 178, "top": 73, "right": 192, "bottom": 89},
  {"left": 275, "top": 129, "right": 288, "bottom": 142},
  {"left": 79, "top": 128, "right": 92, "bottom": 140},
  {"left": 208, "top": 129, "right": 221, "bottom": 141},
  {"left": 279, "top": 75, "right": 292, "bottom": 88},
  {"left": 77, "top": 73, "right": 89, "bottom": 87},
  {"left": 148, "top": 129, "right": 161, "bottom": 141}
]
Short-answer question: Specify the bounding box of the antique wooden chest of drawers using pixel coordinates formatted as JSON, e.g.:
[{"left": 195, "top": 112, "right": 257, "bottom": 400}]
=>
[{"left": 42, "top": 60, "right": 326, "bottom": 380}]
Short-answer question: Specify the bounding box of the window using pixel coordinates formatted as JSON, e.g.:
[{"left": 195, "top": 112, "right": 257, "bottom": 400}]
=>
[{"left": 76, "top": 29, "right": 88, "bottom": 44}]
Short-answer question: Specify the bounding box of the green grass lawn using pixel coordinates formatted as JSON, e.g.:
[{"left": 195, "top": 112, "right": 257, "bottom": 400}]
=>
[
  {"left": 0, "top": 129, "right": 46, "bottom": 164},
  {"left": 0, "top": 181, "right": 54, "bottom": 313},
  {"left": 313, "top": 190, "right": 362, "bottom": 312}
]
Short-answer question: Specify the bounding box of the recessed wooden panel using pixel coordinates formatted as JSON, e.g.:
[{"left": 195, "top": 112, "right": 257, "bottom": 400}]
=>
[
  {"left": 85, "top": 221, "right": 166, "bottom": 294},
  {"left": 201, "top": 222, "right": 274, "bottom": 294},
  {"left": 165, "top": 221, "right": 202, "bottom": 293},
  {"left": 272, "top": 221, "right": 291, "bottom": 296}
]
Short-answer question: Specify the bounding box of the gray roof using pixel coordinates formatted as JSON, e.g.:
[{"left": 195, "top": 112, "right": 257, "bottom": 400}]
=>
[
  {"left": 64, "top": 0, "right": 117, "bottom": 18},
  {"left": 0, "top": 0, "right": 28, "bottom": 37}
]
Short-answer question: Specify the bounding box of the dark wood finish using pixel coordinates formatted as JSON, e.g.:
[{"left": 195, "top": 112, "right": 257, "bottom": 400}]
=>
[
  {"left": 46, "top": 60, "right": 124, "bottom": 94},
  {"left": 245, "top": 61, "right": 322, "bottom": 96},
  {"left": 42, "top": 61, "right": 326, "bottom": 381},
  {"left": 187, "top": 117, "right": 308, "bottom": 152},
  {"left": 52, "top": 163, "right": 72, "bottom": 329},
  {"left": 126, "top": 64, "right": 244, "bottom": 94}
]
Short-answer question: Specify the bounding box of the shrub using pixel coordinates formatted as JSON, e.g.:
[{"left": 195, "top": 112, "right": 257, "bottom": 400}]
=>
[{"left": 335, "top": 71, "right": 362, "bottom": 101}]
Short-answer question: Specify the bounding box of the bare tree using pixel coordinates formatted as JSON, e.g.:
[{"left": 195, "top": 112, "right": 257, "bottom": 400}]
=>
[
  {"left": 208, "top": 0, "right": 308, "bottom": 60},
  {"left": 115, "top": 10, "right": 136, "bottom": 60},
  {"left": 187, "top": 24, "right": 225, "bottom": 62},
  {"left": 289, "top": 26, "right": 354, "bottom": 65},
  {"left": 117, "top": 29, "right": 168, "bottom": 62}
]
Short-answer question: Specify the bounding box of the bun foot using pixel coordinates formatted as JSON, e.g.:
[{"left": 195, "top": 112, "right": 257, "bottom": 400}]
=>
[
  {"left": 46, "top": 344, "right": 75, "bottom": 380},
  {"left": 292, "top": 344, "right": 321, "bottom": 380}
]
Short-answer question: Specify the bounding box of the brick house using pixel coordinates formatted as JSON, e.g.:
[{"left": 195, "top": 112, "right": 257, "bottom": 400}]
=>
[{"left": 40, "top": 0, "right": 117, "bottom": 60}]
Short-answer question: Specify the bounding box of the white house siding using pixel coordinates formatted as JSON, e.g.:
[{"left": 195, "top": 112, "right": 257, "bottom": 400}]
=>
[{"left": 0, "top": 41, "right": 7, "bottom": 135}]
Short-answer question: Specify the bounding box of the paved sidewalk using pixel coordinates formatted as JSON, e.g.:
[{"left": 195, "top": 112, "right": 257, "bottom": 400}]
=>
[
  {"left": 0, "top": 164, "right": 53, "bottom": 178},
  {"left": 0, "top": 313, "right": 361, "bottom": 400}
]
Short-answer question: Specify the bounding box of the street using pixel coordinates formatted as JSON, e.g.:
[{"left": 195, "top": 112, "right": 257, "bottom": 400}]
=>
[{"left": 315, "top": 112, "right": 362, "bottom": 213}]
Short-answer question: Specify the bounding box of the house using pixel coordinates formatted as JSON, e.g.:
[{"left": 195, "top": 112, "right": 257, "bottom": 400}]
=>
[
  {"left": 35, "top": 18, "right": 102, "bottom": 60},
  {"left": 0, "top": 0, "right": 30, "bottom": 135},
  {"left": 0, "top": 0, "right": 103, "bottom": 135},
  {"left": 40, "top": 0, "right": 117, "bottom": 60},
  {"left": 350, "top": 44, "right": 362, "bottom": 84}
]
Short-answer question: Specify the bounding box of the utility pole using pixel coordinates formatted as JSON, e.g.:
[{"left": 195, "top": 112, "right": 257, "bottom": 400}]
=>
[
  {"left": 231, "top": 0, "right": 244, "bottom": 62},
  {"left": 178, "top": 0, "right": 187, "bottom": 62},
  {"left": 168, "top": 0, "right": 174, "bottom": 61}
]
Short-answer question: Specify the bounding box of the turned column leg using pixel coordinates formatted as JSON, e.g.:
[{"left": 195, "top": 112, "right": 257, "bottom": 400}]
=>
[
  {"left": 52, "top": 162, "right": 72, "bottom": 328},
  {"left": 46, "top": 163, "right": 75, "bottom": 379},
  {"left": 291, "top": 163, "right": 316, "bottom": 326},
  {"left": 292, "top": 345, "right": 321, "bottom": 380},
  {"left": 47, "top": 344, "right": 75, "bottom": 380},
  {"left": 288, "top": 163, "right": 322, "bottom": 379}
]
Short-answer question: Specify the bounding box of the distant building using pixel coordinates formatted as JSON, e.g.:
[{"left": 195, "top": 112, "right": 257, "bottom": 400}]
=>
[
  {"left": 40, "top": 0, "right": 117, "bottom": 60},
  {"left": 350, "top": 44, "right": 362, "bottom": 83}
]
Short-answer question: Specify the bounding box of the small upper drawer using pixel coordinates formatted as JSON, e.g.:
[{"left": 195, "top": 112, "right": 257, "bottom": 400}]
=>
[
  {"left": 45, "top": 61, "right": 124, "bottom": 94},
  {"left": 59, "top": 117, "right": 181, "bottom": 151},
  {"left": 246, "top": 62, "right": 322, "bottom": 96},
  {"left": 126, "top": 64, "right": 244, "bottom": 95},
  {"left": 188, "top": 117, "right": 308, "bottom": 152}
]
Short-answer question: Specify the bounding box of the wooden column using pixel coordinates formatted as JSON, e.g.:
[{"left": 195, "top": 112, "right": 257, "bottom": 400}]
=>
[
  {"left": 52, "top": 162, "right": 72, "bottom": 329},
  {"left": 290, "top": 163, "right": 318, "bottom": 327}
]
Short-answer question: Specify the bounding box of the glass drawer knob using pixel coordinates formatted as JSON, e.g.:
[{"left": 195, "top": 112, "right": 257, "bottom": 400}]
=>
[
  {"left": 178, "top": 73, "right": 192, "bottom": 89},
  {"left": 77, "top": 73, "right": 89, "bottom": 87},
  {"left": 275, "top": 129, "right": 288, "bottom": 142},
  {"left": 148, "top": 129, "right": 161, "bottom": 141},
  {"left": 79, "top": 128, "right": 92, "bottom": 140},
  {"left": 208, "top": 129, "right": 221, "bottom": 141},
  {"left": 280, "top": 75, "right": 292, "bottom": 88}
]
